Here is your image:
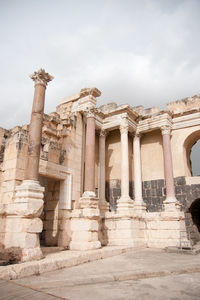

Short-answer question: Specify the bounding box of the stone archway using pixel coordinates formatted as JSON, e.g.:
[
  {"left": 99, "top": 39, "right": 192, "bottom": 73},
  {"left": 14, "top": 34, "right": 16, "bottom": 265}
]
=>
[
  {"left": 189, "top": 199, "right": 200, "bottom": 233},
  {"left": 183, "top": 130, "right": 200, "bottom": 176},
  {"left": 185, "top": 199, "right": 200, "bottom": 246}
]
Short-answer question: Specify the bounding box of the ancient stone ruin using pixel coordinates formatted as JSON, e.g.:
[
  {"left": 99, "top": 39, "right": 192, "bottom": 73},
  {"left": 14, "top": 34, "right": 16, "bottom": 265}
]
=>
[{"left": 0, "top": 69, "right": 200, "bottom": 262}]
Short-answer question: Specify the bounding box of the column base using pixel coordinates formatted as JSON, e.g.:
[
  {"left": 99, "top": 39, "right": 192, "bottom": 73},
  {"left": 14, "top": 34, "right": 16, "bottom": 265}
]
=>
[
  {"left": 164, "top": 197, "right": 181, "bottom": 212},
  {"left": 133, "top": 202, "right": 147, "bottom": 216},
  {"left": 117, "top": 196, "right": 134, "bottom": 215},
  {"left": 70, "top": 196, "right": 101, "bottom": 251},
  {"left": 99, "top": 199, "right": 109, "bottom": 213}
]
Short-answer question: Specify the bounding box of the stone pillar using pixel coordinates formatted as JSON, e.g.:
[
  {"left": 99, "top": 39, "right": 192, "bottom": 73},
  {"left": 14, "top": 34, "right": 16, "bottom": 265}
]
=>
[
  {"left": 133, "top": 132, "right": 146, "bottom": 212},
  {"left": 161, "top": 126, "right": 178, "bottom": 210},
  {"left": 99, "top": 130, "right": 109, "bottom": 210},
  {"left": 3, "top": 69, "right": 53, "bottom": 262},
  {"left": 117, "top": 118, "right": 134, "bottom": 212},
  {"left": 83, "top": 111, "right": 96, "bottom": 197},
  {"left": 98, "top": 129, "right": 109, "bottom": 246},
  {"left": 70, "top": 109, "right": 101, "bottom": 250},
  {"left": 25, "top": 69, "right": 53, "bottom": 180}
]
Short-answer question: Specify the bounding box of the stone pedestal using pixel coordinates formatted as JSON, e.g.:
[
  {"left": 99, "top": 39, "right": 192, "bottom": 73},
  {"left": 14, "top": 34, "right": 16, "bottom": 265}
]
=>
[
  {"left": 2, "top": 180, "right": 44, "bottom": 262},
  {"left": 70, "top": 197, "right": 101, "bottom": 250}
]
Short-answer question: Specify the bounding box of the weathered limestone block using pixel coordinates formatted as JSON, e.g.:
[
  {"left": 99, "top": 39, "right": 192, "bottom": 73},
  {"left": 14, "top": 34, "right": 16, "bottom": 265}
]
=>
[
  {"left": 6, "top": 180, "right": 44, "bottom": 217},
  {"left": 5, "top": 217, "right": 42, "bottom": 233},
  {"left": 4, "top": 232, "right": 39, "bottom": 248},
  {"left": 70, "top": 197, "right": 101, "bottom": 251}
]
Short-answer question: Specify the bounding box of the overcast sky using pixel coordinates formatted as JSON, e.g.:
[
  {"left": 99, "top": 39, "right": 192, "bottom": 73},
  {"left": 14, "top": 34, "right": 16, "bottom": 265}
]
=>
[{"left": 0, "top": 0, "right": 200, "bottom": 130}]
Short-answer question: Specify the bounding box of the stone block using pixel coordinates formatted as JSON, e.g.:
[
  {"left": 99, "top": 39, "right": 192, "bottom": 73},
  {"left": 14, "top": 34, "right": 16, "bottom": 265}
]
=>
[
  {"left": 71, "top": 218, "right": 98, "bottom": 231},
  {"left": 6, "top": 199, "right": 44, "bottom": 218},
  {"left": 4, "top": 232, "right": 39, "bottom": 248},
  {"left": 116, "top": 219, "right": 132, "bottom": 230},
  {"left": 26, "top": 218, "right": 43, "bottom": 233},
  {"left": 72, "top": 231, "right": 98, "bottom": 242},
  {"left": 58, "top": 230, "right": 71, "bottom": 247},
  {"left": 70, "top": 240, "right": 101, "bottom": 251}
]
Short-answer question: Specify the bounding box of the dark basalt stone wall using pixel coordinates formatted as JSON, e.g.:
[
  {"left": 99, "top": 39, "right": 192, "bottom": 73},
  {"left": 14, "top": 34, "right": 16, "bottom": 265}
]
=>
[{"left": 106, "top": 176, "right": 200, "bottom": 212}]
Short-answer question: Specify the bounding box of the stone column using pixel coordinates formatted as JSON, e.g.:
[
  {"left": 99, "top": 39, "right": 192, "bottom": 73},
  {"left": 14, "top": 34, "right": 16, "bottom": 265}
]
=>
[
  {"left": 25, "top": 69, "right": 53, "bottom": 180},
  {"left": 117, "top": 118, "right": 133, "bottom": 211},
  {"left": 83, "top": 111, "right": 96, "bottom": 198},
  {"left": 99, "top": 130, "right": 109, "bottom": 211},
  {"left": 70, "top": 109, "right": 101, "bottom": 250},
  {"left": 133, "top": 132, "right": 146, "bottom": 211},
  {"left": 98, "top": 129, "right": 109, "bottom": 246},
  {"left": 3, "top": 69, "right": 53, "bottom": 262},
  {"left": 161, "top": 126, "right": 178, "bottom": 209}
]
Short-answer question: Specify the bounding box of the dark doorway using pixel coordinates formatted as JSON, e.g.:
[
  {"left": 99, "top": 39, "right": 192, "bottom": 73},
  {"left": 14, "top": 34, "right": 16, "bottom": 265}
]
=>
[{"left": 189, "top": 198, "right": 200, "bottom": 233}]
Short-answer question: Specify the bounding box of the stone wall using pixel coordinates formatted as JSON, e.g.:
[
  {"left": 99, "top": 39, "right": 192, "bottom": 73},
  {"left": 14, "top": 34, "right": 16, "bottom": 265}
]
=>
[{"left": 106, "top": 176, "right": 200, "bottom": 212}]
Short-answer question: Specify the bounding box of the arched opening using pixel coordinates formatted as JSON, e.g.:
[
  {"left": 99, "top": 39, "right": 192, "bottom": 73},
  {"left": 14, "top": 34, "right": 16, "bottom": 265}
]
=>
[
  {"left": 185, "top": 199, "right": 200, "bottom": 246},
  {"left": 183, "top": 130, "right": 200, "bottom": 176},
  {"left": 190, "top": 140, "right": 200, "bottom": 176},
  {"left": 189, "top": 198, "right": 200, "bottom": 233}
]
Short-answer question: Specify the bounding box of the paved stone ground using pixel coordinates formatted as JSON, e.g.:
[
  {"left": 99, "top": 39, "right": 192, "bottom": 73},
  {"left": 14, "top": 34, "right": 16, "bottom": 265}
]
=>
[{"left": 1, "top": 248, "right": 200, "bottom": 299}]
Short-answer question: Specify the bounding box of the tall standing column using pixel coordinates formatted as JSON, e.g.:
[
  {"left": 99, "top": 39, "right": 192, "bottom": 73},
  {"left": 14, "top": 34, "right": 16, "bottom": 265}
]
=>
[
  {"left": 161, "top": 126, "right": 177, "bottom": 204},
  {"left": 25, "top": 69, "right": 54, "bottom": 181},
  {"left": 70, "top": 110, "right": 101, "bottom": 250},
  {"left": 83, "top": 111, "right": 96, "bottom": 197},
  {"left": 117, "top": 118, "right": 133, "bottom": 211},
  {"left": 133, "top": 132, "right": 145, "bottom": 206},
  {"left": 119, "top": 122, "right": 130, "bottom": 200},
  {"left": 5, "top": 69, "right": 54, "bottom": 262},
  {"left": 99, "top": 130, "right": 109, "bottom": 210}
]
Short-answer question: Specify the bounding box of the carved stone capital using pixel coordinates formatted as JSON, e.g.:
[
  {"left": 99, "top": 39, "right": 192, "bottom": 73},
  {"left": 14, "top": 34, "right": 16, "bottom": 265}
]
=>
[
  {"left": 99, "top": 129, "right": 107, "bottom": 137},
  {"left": 80, "top": 87, "right": 101, "bottom": 98},
  {"left": 134, "top": 130, "right": 141, "bottom": 138},
  {"left": 30, "top": 69, "right": 54, "bottom": 87},
  {"left": 120, "top": 123, "right": 129, "bottom": 135},
  {"left": 85, "top": 109, "right": 95, "bottom": 118},
  {"left": 161, "top": 125, "right": 171, "bottom": 136}
]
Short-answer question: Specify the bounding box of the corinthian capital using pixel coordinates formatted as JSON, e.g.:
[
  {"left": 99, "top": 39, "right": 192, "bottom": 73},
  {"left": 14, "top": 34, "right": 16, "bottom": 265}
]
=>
[
  {"left": 161, "top": 125, "right": 171, "bottom": 136},
  {"left": 30, "top": 69, "right": 54, "bottom": 87},
  {"left": 120, "top": 123, "right": 129, "bottom": 135},
  {"left": 85, "top": 109, "right": 95, "bottom": 118},
  {"left": 99, "top": 129, "right": 107, "bottom": 137}
]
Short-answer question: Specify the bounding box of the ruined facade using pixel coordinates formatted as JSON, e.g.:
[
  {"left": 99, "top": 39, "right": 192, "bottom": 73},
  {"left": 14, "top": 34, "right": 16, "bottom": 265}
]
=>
[{"left": 0, "top": 69, "right": 200, "bottom": 262}]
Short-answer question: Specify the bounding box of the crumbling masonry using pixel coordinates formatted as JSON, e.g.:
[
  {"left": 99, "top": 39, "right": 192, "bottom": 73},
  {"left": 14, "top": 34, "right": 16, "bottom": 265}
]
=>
[{"left": 0, "top": 69, "right": 200, "bottom": 262}]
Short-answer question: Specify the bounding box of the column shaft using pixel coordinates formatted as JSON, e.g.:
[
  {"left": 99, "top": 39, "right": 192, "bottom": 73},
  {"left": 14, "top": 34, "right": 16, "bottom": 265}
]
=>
[
  {"left": 161, "top": 127, "right": 176, "bottom": 201},
  {"left": 133, "top": 134, "right": 143, "bottom": 203},
  {"left": 25, "top": 69, "right": 53, "bottom": 181},
  {"left": 120, "top": 125, "right": 130, "bottom": 199},
  {"left": 99, "top": 131, "right": 106, "bottom": 202},
  {"left": 84, "top": 114, "right": 96, "bottom": 194}
]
